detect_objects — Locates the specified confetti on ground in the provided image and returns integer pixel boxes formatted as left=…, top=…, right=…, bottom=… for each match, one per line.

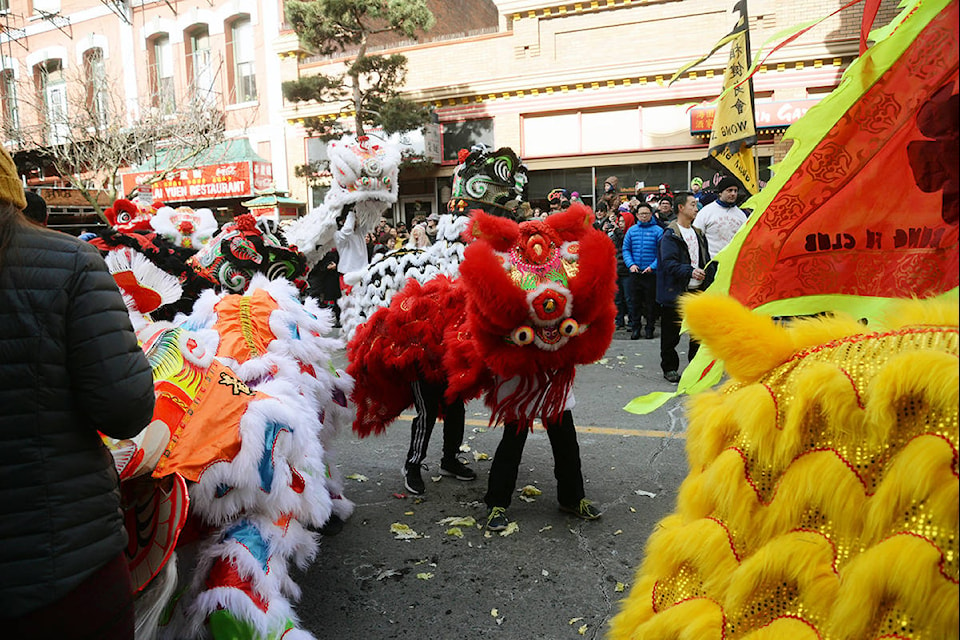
left=404, top=511, right=415, bottom=516
left=446, top=527, right=464, bottom=538
left=578, top=624, right=588, bottom=635
left=635, top=489, right=657, bottom=498
left=346, top=473, right=367, bottom=482
left=597, top=358, right=609, bottom=364
left=491, top=609, right=499, bottom=617
left=519, top=485, right=542, bottom=496
left=629, top=507, right=636, bottom=513
left=569, top=617, right=584, bottom=625
left=499, top=521, right=519, bottom=536
left=416, top=572, right=434, bottom=580
left=614, top=529, right=623, bottom=535
left=389, top=523, right=422, bottom=539
left=437, top=516, right=477, bottom=527
left=375, top=569, right=401, bottom=581
left=459, top=443, right=472, bottom=452
left=473, top=451, right=490, bottom=461
left=431, top=475, right=442, bottom=483
left=538, top=525, right=553, bottom=533
left=635, top=365, right=645, bottom=369
left=392, top=493, right=407, bottom=499
left=615, top=582, right=627, bottom=592
left=541, top=569, right=549, bottom=577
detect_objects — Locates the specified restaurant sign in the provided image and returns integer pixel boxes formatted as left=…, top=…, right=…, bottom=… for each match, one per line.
left=121, top=161, right=274, bottom=202
left=690, top=99, right=821, bottom=135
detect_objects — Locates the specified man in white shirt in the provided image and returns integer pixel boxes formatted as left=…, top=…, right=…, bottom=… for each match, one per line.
left=693, top=176, right=747, bottom=259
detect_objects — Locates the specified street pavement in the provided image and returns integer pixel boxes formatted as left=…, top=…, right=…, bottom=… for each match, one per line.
left=295, top=328, right=698, bottom=639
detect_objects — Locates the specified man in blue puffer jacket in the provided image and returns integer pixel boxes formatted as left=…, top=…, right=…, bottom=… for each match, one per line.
left=622, top=201, right=663, bottom=340
left=0, top=147, right=155, bottom=639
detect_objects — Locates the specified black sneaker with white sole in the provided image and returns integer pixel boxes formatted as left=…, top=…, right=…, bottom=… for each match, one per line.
left=403, top=463, right=426, bottom=495
left=439, top=457, right=476, bottom=481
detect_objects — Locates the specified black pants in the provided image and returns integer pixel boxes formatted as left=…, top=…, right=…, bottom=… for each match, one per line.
left=406, top=379, right=465, bottom=467
left=659, top=302, right=700, bottom=373
left=484, top=409, right=584, bottom=509
left=630, top=271, right=658, bottom=334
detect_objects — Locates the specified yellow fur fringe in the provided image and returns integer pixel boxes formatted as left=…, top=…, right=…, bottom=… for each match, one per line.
left=609, top=295, right=959, bottom=640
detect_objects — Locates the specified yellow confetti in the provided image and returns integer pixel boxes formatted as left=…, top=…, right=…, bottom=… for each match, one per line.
left=629, top=507, right=636, bottom=513
left=473, top=451, right=490, bottom=461
left=578, top=624, right=588, bottom=635
left=345, top=473, right=367, bottom=482
left=569, top=617, right=584, bottom=625
left=389, top=523, right=421, bottom=539
left=597, top=358, right=609, bottom=364
left=519, top=485, right=542, bottom=496
left=538, top=525, right=553, bottom=533
left=416, top=572, right=434, bottom=580
left=499, top=521, right=519, bottom=536
left=446, top=527, right=464, bottom=538
left=436, top=516, right=477, bottom=527
left=615, top=582, right=627, bottom=592
left=491, top=608, right=499, bottom=617
left=404, top=511, right=415, bottom=516
left=614, top=529, right=623, bottom=535
left=459, top=443, right=472, bottom=452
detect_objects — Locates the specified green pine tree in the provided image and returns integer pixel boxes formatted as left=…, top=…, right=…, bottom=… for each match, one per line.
left=283, top=0, right=435, bottom=141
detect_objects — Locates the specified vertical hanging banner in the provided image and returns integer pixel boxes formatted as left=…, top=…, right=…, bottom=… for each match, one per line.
left=708, top=1, right=759, bottom=195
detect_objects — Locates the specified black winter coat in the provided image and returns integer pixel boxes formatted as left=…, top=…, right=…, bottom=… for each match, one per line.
left=0, top=221, right=155, bottom=618
left=656, top=221, right=713, bottom=306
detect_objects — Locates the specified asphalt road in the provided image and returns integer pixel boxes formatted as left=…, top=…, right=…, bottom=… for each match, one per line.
left=295, top=328, right=697, bottom=639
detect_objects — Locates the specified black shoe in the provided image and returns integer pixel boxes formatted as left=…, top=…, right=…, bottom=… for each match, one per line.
left=486, top=506, right=510, bottom=531
left=630, top=329, right=641, bottom=340
left=403, top=463, right=426, bottom=495
left=439, top=457, right=476, bottom=481
left=663, top=370, right=680, bottom=383
left=559, top=498, right=602, bottom=520
left=644, top=329, right=654, bottom=339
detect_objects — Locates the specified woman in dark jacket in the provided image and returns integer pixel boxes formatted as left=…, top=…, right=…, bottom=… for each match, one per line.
left=0, top=147, right=156, bottom=639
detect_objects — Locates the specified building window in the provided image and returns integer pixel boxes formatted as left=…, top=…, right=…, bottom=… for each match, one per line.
left=521, top=107, right=641, bottom=158
left=186, top=25, right=215, bottom=105
left=84, top=48, right=108, bottom=130
left=1, top=0, right=10, bottom=13
left=36, top=59, right=68, bottom=145
left=150, top=35, right=175, bottom=115
left=1, top=69, right=19, bottom=140
left=32, top=0, right=60, bottom=14
left=229, top=17, right=257, bottom=104
left=441, top=118, right=495, bottom=163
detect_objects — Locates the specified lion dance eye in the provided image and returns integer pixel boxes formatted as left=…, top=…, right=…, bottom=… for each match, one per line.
left=559, top=318, right=580, bottom=337
left=511, top=326, right=535, bottom=345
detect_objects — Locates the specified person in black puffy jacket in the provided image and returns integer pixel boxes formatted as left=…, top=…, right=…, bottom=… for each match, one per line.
left=0, top=147, right=155, bottom=639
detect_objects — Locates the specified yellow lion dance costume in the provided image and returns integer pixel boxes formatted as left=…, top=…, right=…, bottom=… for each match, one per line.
left=609, top=293, right=958, bottom=640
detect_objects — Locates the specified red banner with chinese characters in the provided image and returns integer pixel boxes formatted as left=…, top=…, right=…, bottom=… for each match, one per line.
left=122, top=161, right=273, bottom=202
left=728, top=2, right=958, bottom=307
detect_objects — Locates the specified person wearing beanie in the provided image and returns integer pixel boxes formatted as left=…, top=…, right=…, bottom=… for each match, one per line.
left=693, top=175, right=747, bottom=259
left=23, top=191, right=48, bottom=227
left=690, top=177, right=705, bottom=207
left=0, top=145, right=155, bottom=638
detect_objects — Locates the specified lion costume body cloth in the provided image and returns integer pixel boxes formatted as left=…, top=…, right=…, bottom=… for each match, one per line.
left=347, top=203, right=616, bottom=435
left=609, top=294, right=959, bottom=640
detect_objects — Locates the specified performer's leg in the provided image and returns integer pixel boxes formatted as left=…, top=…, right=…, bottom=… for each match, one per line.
left=405, top=379, right=440, bottom=467
left=484, top=422, right=529, bottom=509
left=544, top=410, right=585, bottom=507
left=440, top=398, right=475, bottom=480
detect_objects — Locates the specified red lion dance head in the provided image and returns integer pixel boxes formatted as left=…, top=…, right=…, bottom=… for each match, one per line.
left=447, top=203, right=617, bottom=425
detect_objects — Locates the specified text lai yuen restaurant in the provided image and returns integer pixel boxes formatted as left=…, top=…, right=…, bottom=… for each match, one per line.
left=121, top=139, right=275, bottom=223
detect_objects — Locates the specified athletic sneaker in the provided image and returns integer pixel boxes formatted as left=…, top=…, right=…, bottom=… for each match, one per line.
left=486, top=506, right=509, bottom=531
left=403, top=463, right=426, bottom=495
left=439, top=457, right=476, bottom=481
left=560, top=498, right=602, bottom=520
